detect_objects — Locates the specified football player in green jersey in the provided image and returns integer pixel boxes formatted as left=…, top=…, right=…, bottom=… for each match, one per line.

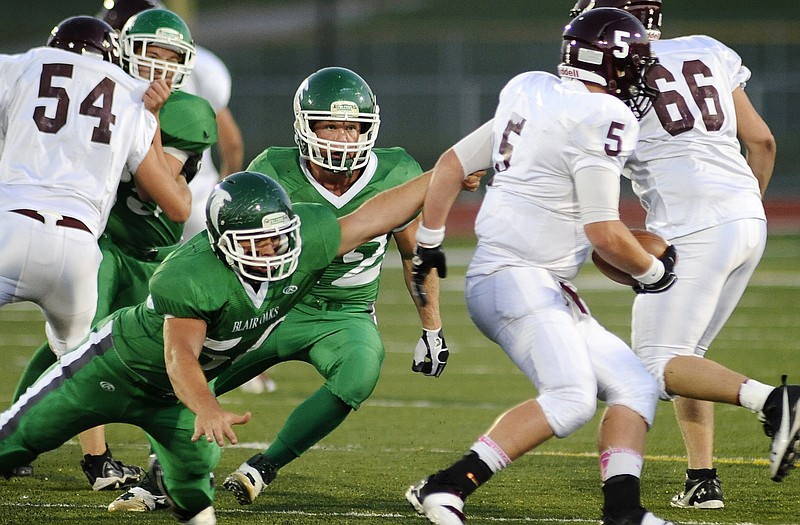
left=0, top=169, right=434, bottom=524
left=9, top=8, right=215, bottom=492
left=215, top=67, right=460, bottom=505
left=107, top=66, right=479, bottom=511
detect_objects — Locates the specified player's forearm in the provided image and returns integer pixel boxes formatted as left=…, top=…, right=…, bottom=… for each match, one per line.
left=337, top=171, right=432, bottom=255
left=165, top=344, right=221, bottom=416
left=745, top=140, right=776, bottom=197
left=402, top=257, right=442, bottom=328
left=422, top=149, right=466, bottom=231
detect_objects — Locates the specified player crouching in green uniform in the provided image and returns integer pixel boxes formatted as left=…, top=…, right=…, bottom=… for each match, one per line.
left=8, top=8, right=214, bottom=491
left=0, top=169, right=437, bottom=524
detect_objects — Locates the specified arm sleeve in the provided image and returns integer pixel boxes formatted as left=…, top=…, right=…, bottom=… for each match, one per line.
left=574, top=165, right=621, bottom=225
left=451, top=119, right=495, bottom=176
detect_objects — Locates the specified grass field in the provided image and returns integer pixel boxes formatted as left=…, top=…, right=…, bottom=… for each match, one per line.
left=1, top=234, right=799, bottom=525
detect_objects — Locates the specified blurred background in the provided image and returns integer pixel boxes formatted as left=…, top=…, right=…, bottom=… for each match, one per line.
left=3, top=0, right=799, bottom=210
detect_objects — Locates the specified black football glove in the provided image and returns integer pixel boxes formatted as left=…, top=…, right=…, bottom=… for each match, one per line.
left=411, top=244, right=447, bottom=307
left=412, top=329, right=449, bottom=377
left=633, top=244, right=678, bottom=294
left=180, top=152, right=203, bottom=184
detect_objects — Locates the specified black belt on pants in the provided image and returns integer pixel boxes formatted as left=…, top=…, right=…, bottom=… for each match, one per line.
left=11, top=208, right=91, bottom=234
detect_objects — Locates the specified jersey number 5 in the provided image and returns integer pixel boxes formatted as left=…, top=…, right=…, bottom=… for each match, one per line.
left=33, top=63, right=117, bottom=145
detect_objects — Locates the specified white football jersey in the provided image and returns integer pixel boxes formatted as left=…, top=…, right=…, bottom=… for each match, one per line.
left=0, top=47, right=156, bottom=236
left=468, top=72, right=639, bottom=281
left=625, top=35, right=765, bottom=239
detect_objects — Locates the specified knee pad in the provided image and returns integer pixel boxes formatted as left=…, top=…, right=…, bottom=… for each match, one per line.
left=538, top=386, right=597, bottom=437
left=604, top=370, right=659, bottom=426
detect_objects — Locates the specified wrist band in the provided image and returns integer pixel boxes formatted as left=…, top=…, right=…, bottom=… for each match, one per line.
left=416, top=224, right=445, bottom=247
left=631, top=254, right=665, bottom=285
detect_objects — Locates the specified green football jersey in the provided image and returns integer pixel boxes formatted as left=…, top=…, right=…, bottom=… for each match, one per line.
left=247, top=147, right=422, bottom=306
left=111, top=203, right=341, bottom=393
left=104, top=91, right=218, bottom=250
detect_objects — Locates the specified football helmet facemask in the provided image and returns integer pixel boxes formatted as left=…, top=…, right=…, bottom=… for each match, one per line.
left=559, top=8, right=658, bottom=120
left=206, top=171, right=302, bottom=283
left=119, top=8, right=195, bottom=90
left=47, top=16, right=120, bottom=65
left=294, top=67, right=380, bottom=173
left=99, top=0, right=165, bottom=31
left=569, top=0, right=662, bottom=40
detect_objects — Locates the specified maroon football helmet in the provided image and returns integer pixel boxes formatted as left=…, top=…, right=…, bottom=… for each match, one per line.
left=98, top=0, right=165, bottom=31
left=569, top=0, right=662, bottom=40
left=559, top=8, right=658, bottom=119
left=47, top=16, right=120, bottom=65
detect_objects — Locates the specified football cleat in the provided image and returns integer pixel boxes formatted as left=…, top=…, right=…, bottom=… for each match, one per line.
left=759, top=375, right=800, bottom=482
left=80, top=448, right=144, bottom=491
left=601, top=507, right=676, bottom=525
left=107, top=468, right=169, bottom=512
left=9, top=465, right=34, bottom=477
left=670, top=475, right=724, bottom=509
left=177, top=505, right=216, bottom=525
left=405, top=476, right=466, bottom=525
left=223, top=454, right=277, bottom=505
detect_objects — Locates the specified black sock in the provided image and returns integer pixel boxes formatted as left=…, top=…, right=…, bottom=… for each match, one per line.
left=687, top=467, right=716, bottom=480
left=602, top=474, right=642, bottom=519
left=84, top=445, right=111, bottom=463
left=438, top=451, right=493, bottom=498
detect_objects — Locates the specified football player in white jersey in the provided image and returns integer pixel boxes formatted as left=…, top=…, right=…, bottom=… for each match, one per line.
left=0, top=14, right=191, bottom=483
left=0, top=16, right=189, bottom=356
left=405, top=10, right=676, bottom=525
left=574, top=0, right=798, bottom=510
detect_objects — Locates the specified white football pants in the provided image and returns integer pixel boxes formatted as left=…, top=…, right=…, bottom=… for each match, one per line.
left=465, top=266, right=658, bottom=438
left=0, top=211, right=100, bottom=356
left=632, top=218, right=767, bottom=399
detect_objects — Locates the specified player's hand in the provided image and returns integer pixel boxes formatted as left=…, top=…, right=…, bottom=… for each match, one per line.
left=412, top=244, right=447, bottom=307
left=461, top=170, right=486, bottom=192
left=412, top=329, right=449, bottom=377
left=192, top=407, right=251, bottom=447
left=633, top=245, right=677, bottom=294
left=143, top=78, right=172, bottom=114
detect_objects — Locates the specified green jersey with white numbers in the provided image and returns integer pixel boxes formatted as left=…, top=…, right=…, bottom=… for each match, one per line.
left=104, top=90, right=217, bottom=249
left=247, top=147, right=422, bottom=308
left=110, top=203, right=341, bottom=394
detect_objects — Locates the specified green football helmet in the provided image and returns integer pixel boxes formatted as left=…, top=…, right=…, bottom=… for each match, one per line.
left=206, top=171, right=302, bottom=283
left=293, top=67, right=380, bottom=172
left=119, top=8, right=195, bottom=90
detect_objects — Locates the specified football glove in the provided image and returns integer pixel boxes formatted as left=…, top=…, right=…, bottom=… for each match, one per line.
left=412, top=329, right=449, bottom=377
left=411, top=244, right=447, bottom=307
left=180, top=152, right=203, bottom=183
left=633, top=244, right=678, bottom=294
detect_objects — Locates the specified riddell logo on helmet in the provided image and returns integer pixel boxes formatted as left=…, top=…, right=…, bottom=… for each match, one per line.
left=330, top=101, right=358, bottom=117
left=558, top=65, right=580, bottom=79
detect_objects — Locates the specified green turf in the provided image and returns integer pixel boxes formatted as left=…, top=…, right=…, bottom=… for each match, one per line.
left=1, top=234, right=799, bottom=524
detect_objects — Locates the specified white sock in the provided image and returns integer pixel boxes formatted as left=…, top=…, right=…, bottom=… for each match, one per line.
left=470, top=436, right=511, bottom=473
left=599, top=448, right=643, bottom=481
left=738, top=379, right=775, bottom=412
